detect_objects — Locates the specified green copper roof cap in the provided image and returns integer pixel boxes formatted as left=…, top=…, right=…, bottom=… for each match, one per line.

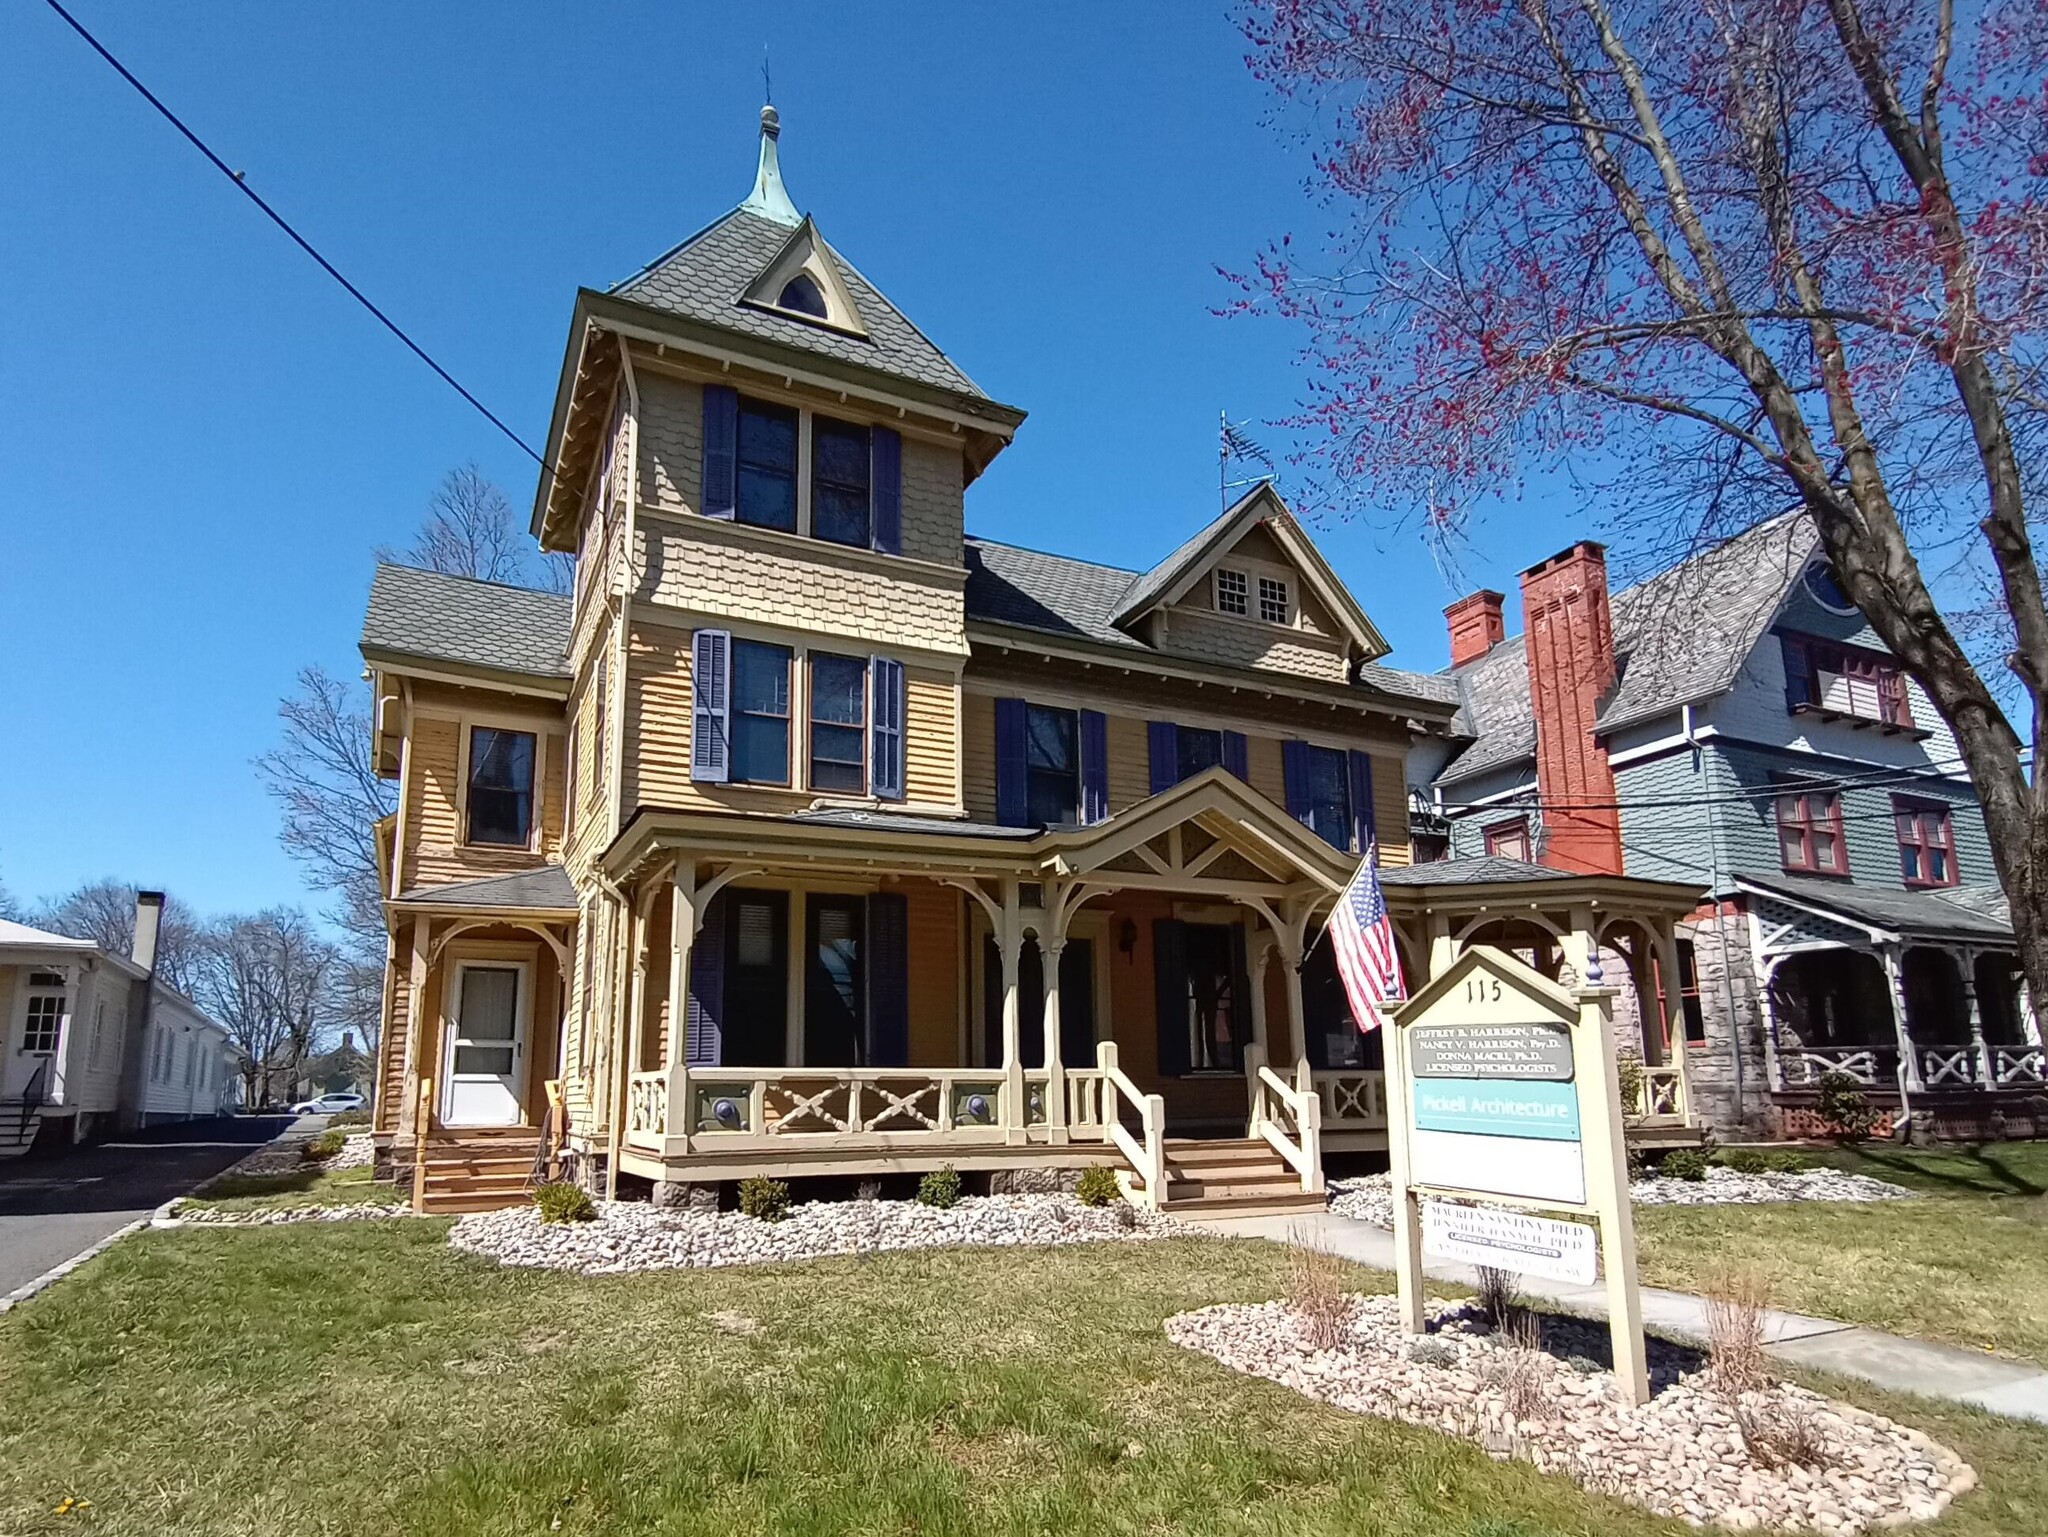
left=740, top=105, right=801, bottom=227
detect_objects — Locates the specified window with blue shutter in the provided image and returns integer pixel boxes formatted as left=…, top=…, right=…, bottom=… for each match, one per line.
left=1079, top=710, right=1109, bottom=824
left=701, top=385, right=738, bottom=519
left=994, top=697, right=1029, bottom=826
left=1221, top=731, right=1248, bottom=782
left=871, top=427, right=902, bottom=556
left=866, top=891, right=909, bottom=1066
left=685, top=893, right=726, bottom=1065
left=870, top=656, right=906, bottom=801
left=1285, top=740, right=1353, bottom=849
left=1148, top=722, right=1178, bottom=796
left=691, top=630, right=731, bottom=783
left=1348, top=750, right=1377, bottom=853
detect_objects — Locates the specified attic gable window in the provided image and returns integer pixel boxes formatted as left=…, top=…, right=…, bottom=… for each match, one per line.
left=1259, top=575, right=1291, bottom=626
left=778, top=273, right=828, bottom=318
left=1780, top=633, right=1916, bottom=732
left=1215, top=568, right=1249, bottom=616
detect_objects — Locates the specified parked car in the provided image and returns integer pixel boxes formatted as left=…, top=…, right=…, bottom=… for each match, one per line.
left=289, top=1092, right=366, bottom=1116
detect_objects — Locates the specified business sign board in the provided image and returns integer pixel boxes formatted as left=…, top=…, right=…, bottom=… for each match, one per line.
left=1383, top=945, right=1648, bottom=1404
left=1423, top=1198, right=1598, bottom=1285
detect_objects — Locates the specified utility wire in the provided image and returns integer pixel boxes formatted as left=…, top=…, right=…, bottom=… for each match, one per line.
left=1434, top=749, right=1983, bottom=815
left=41, top=0, right=543, bottom=467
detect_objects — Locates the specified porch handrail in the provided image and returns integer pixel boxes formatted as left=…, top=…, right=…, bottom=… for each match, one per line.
left=1773, top=1044, right=1898, bottom=1089
left=1245, top=1047, right=1322, bottom=1194
left=1063, top=1066, right=1107, bottom=1133
left=1096, top=1042, right=1166, bottom=1208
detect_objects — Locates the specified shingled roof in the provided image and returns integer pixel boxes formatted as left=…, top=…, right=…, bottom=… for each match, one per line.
left=964, top=536, right=1458, bottom=711
left=1736, top=870, right=2012, bottom=944
left=361, top=565, right=572, bottom=682
left=1436, top=514, right=1819, bottom=785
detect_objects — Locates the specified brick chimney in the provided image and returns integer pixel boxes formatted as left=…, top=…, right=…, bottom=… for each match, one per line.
left=1520, top=543, right=1624, bottom=876
left=1445, top=590, right=1506, bottom=668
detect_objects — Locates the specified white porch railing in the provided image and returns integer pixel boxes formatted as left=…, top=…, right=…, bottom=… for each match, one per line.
left=1774, top=1045, right=1899, bottom=1088
left=623, top=1065, right=1017, bottom=1153
left=1244, top=1046, right=1322, bottom=1193
left=1627, top=1064, right=1689, bottom=1126
left=1311, top=1068, right=1389, bottom=1131
left=1917, top=1045, right=1980, bottom=1087
left=1096, top=1041, right=1167, bottom=1208
left=1993, top=1047, right=2047, bottom=1086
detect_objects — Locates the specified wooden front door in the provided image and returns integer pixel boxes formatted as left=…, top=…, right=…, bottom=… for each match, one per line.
left=441, top=961, right=528, bottom=1127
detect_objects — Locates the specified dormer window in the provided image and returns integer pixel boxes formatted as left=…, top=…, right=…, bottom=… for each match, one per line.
left=1259, top=575, right=1291, bottom=626
left=777, top=273, right=828, bottom=318
left=1215, top=569, right=1249, bottom=616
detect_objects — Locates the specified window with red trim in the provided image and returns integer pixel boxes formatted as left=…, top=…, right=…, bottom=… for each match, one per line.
left=1779, top=633, right=1915, bottom=729
left=1894, top=797, right=1958, bottom=887
left=1484, top=817, right=1533, bottom=862
left=1775, top=780, right=1848, bottom=875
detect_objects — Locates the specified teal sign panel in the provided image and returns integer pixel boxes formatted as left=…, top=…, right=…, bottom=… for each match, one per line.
left=1412, top=1077, right=1581, bottom=1142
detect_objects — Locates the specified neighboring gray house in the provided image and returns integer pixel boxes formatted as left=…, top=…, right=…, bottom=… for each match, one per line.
left=1410, top=517, right=2036, bottom=1138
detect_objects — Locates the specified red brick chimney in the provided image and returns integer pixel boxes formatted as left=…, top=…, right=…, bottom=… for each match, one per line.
left=1445, top=590, right=1506, bottom=668
left=1520, top=543, right=1624, bottom=876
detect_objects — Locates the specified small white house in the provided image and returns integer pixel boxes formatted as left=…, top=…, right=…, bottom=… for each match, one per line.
left=0, top=893, right=240, bottom=1155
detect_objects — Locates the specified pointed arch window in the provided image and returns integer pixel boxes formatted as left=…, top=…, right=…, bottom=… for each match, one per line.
left=777, top=273, right=828, bottom=318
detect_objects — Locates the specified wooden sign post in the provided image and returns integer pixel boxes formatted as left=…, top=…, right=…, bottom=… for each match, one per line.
left=1385, top=944, right=1649, bottom=1405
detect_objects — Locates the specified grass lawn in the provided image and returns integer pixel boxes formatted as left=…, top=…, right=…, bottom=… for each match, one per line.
left=3, top=1224, right=2046, bottom=1535
left=179, top=1163, right=392, bottom=1213
left=1635, top=1142, right=2048, bottom=1365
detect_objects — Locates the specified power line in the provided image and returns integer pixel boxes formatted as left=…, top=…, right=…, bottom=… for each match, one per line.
left=41, top=0, right=543, bottom=467
left=1435, top=749, right=1982, bottom=815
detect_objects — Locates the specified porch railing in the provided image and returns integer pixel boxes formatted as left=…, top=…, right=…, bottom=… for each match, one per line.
left=1917, top=1045, right=1981, bottom=1088
left=1773, top=1045, right=1899, bottom=1089
left=1773, top=1043, right=2048, bottom=1092
left=1627, top=1064, right=1689, bottom=1127
left=1993, top=1047, right=2047, bottom=1086
left=1097, top=1041, right=1167, bottom=1208
left=624, top=1065, right=1017, bottom=1153
left=1245, top=1047, right=1322, bottom=1194
left=1310, top=1068, right=1389, bottom=1132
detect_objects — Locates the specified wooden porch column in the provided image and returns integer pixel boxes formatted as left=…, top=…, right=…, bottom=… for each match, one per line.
left=398, top=916, right=432, bottom=1140
left=1959, top=948, right=1995, bottom=1087
left=1281, top=944, right=1308, bottom=1078
left=1425, top=912, right=1456, bottom=979
left=1564, top=903, right=1599, bottom=988
left=1247, top=936, right=1272, bottom=1058
left=624, top=895, right=653, bottom=1084
left=663, top=865, right=697, bottom=1136
left=1653, top=921, right=1694, bottom=1123
left=998, top=881, right=1025, bottom=1144
left=1039, top=934, right=1068, bottom=1142
left=1882, top=943, right=1926, bottom=1095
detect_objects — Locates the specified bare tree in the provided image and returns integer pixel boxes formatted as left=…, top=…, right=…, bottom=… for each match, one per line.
left=378, top=463, right=569, bottom=595
left=256, top=667, right=394, bottom=954
left=1234, top=1, right=2048, bottom=1007
left=29, top=880, right=207, bottom=995
left=194, top=911, right=343, bottom=1107
left=0, top=876, right=21, bottom=923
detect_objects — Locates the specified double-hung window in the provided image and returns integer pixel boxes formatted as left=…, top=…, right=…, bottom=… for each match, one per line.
left=1026, top=706, right=1081, bottom=827
left=1215, top=568, right=1249, bottom=616
left=1484, top=818, right=1533, bottom=862
left=731, top=640, right=793, bottom=786
left=811, top=416, right=871, bottom=548
left=1300, top=745, right=1351, bottom=850
left=1895, top=797, right=1958, bottom=887
left=1258, top=575, right=1290, bottom=625
left=809, top=653, right=868, bottom=793
left=1176, top=727, right=1223, bottom=780
left=466, top=728, right=536, bottom=847
left=736, top=398, right=799, bottom=532
left=1776, top=779, right=1847, bottom=875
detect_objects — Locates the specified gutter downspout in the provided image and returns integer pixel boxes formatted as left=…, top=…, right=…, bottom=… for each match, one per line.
left=1688, top=704, right=1747, bottom=1127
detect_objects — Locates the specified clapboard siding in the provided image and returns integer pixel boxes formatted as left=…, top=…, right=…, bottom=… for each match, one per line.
left=904, top=671, right=959, bottom=807
left=400, top=704, right=569, bottom=890
left=906, top=879, right=960, bottom=1065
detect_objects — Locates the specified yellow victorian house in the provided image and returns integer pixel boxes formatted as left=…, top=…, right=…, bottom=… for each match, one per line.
left=361, top=109, right=1703, bottom=1216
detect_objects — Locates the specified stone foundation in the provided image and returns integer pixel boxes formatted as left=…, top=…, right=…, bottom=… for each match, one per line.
left=652, top=1179, right=721, bottom=1212
left=987, top=1166, right=1086, bottom=1196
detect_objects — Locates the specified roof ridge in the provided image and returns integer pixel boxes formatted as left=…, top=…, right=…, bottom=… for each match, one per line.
left=374, top=561, right=572, bottom=604
left=966, top=533, right=1141, bottom=578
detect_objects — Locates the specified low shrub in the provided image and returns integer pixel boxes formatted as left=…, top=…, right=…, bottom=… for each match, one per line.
left=1714, top=1148, right=1812, bottom=1176
left=1760, top=1150, right=1810, bottom=1174
left=917, top=1165, right=963, bottom=1209
left=532, top=1180, right=596, bottom=1224
left=1075, top=1166, right=1122, bottom=1207
left=1816, top=1070, right=1879, bottom=1142
left=299, top=1130, right=345, bottom=1164
left=327, top=1108, right=373, bottom=1128
left=1656, top=1148, right=1710, bottom=1182
left=738, top=1176, right=791, bottom=1222
left=1615, top=1054, right=1647, bottom=1118
left=1406, top=1336, right=1460, bottom=1368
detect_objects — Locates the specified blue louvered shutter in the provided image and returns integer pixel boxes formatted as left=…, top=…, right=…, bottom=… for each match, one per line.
left=870, top=656, right=906, bottom=801
left=1780, top=635, right=1815, bottom=710
left=685, top=893, right=725, bottom=1065
left=870, top=426, right=902, bottom=556
left=691, top=629, right=731, bottom=783
left=866, top=891, right=910, bottom=1066
left=1079, top=710, right=1109, bottom=824
left=1221, top=731, right=1249, bottom=782
left=701, top=385, right=738, bottom=520
left=1147, top=722, right=1178, bottom=795
left=995, top=697, right=1029, bottom=826
left=1281, top=740, right=1312, bottom=828
left=1348, top=750, right=1377, bottom=854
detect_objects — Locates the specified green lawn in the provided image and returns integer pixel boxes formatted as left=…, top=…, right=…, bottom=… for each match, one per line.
left=179, top=1163, right=392, bottom=1213
left=3, top=1224, right=2045, bottom=1535
left=1636, top=1143, right=2048, bottom=1365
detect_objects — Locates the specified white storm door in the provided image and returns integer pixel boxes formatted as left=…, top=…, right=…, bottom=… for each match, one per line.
left=441, top=962, right=527, bottom=1126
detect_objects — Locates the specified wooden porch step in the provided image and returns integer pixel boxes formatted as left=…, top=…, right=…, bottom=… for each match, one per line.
left=1160, top=1189, right=1329, bottom=1221
left=419, top=1188, right=531, bottom=1215
left=1147, top=1136, right=1326, bottom=1219
left=415, top=1130, right=544, bottom=1215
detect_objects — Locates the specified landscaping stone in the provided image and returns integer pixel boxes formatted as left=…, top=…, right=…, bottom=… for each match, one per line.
left=450, top=1193, right=1179, bottom=1275
left=1328, top=1166, right=1914, bottom=1229
left=1168, top=1294, right=1974, bottom=1532
left=173, top=1201, right=415, bottom=1226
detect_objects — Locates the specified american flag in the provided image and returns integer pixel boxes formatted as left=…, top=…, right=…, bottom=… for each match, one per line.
left=1323, top=843, right=1407, bottom=1033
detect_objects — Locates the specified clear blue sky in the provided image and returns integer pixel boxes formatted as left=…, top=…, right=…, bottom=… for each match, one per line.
left=0, top=2, right=1585, bottom=920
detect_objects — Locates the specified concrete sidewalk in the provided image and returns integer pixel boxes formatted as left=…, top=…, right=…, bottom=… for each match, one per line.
left=1213, top=1209, right=2048, bottom=1426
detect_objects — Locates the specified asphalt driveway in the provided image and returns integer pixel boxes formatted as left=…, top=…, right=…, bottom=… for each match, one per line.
left=0, top=1116, right=297, bottom=1298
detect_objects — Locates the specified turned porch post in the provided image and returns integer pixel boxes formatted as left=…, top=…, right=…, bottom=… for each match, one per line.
left=998, top=880, right=1025, bottom=1144
left=397, top=915, right=432, bottom=1140
left=1882, top=942, right=1926, bottom=1097
left=1653, top=921, right=1693, bottom=1122
left=1247, top=935, right=1272, bottom=1059
left=1959, top=948, right=1995, bottom=1087
left=1039, top=932, right=1068, bottom=1142
left=663, top=864, right=697, bottom=1137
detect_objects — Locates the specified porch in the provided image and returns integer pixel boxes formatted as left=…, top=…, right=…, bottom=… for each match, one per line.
left=1740, top=873, right=2041, bottom=1138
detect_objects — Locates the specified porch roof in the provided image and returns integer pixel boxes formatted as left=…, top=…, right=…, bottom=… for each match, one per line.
left=396, top=865, right=580, bottom=914
left=1735, top=871, right=2014, bottom=948
left=1378, top=854, right=1704, bottom=918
